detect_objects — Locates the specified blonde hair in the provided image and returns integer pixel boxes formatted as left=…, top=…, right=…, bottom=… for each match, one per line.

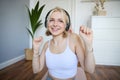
left=47, top=7, right=69, bottom=26
left=45, top=7, right=70, bottom=37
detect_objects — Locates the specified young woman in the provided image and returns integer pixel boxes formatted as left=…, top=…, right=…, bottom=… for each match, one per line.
left=32, top=7, right=95, bottom=80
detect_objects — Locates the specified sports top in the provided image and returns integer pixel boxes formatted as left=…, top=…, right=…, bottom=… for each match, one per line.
left=45, top=38, right=78, bottom=79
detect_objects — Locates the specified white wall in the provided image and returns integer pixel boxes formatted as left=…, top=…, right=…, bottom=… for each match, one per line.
left=0, top=0, right=29, bottom=69
left=75, top=1, right=120, bottom=33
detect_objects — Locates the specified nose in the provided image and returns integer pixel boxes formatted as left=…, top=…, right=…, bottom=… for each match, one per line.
left=53, top=21, right=58, bottom=27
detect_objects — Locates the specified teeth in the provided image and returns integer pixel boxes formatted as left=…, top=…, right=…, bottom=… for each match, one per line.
left=53, top=29, right=58, bottom=32
left=52, top=28, right=59, bottom=31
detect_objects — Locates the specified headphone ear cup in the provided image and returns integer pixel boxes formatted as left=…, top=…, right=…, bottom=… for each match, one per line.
left=65, top=23, right=69, bottom=31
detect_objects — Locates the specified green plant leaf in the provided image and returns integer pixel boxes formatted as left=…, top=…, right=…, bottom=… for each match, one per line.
left=31, top=9, right=36, bottom=30
left=26, top=6, right=33, bottom=30
left=38, top=4, right=45, bottom=19
left=26, top=28, right=33, bottom=39
left=33, top=20, right=43, bottom=34
left=26, top=1, right=45, bottom=42
left=34, top=2, right=39, bottom=23
left=34, top=1, right=39, bottom=11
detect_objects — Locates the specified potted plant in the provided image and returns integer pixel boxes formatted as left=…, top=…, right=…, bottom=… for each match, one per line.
left=25, top=1, right=45, bottom=60
left=93, top=0, right=106, bottom=16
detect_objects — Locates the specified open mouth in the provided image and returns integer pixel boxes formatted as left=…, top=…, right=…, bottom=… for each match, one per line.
left=51, top=27, right=60, bottom=32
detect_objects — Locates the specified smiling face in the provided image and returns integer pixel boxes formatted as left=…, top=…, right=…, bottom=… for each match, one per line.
left=47, top=11, right=66, bottom=37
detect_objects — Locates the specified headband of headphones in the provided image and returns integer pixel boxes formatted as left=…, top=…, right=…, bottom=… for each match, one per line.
left=44, top=8, right=71, bottom=31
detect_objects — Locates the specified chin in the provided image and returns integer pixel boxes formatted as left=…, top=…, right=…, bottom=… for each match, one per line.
left=51, top=33, right=59, bottom=36
left=51, top=32, right=63, bottom=36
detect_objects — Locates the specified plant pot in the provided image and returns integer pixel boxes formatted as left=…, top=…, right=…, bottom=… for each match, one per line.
left=24, top=48, right=33, bottom=60
left=98, top=10, right=107, bottom=16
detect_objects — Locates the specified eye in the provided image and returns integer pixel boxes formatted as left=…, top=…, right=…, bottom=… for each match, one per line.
left=49, top=19, right=54, bottom=22
left=59, top=19, right=64, bottom=23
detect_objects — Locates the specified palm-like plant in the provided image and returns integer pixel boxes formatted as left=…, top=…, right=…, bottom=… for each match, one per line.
left=26, top=1, right=45, bottom=40
left=25, top=1, right=45, bottom=60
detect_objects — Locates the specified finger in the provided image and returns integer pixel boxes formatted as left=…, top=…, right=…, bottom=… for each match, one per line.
left=86, top=27, right=91, bottom=34
left=88, top=28, right=93, bottom=35
left=84, top=27, right=88, bottom=34
left=81, top=26, right=87, bottom=34
left=80, top=26, right=84, bottom=33
left=39, top=36, right=43, bottom=41
left=79, top=26, right=82, bottom=33
left=34, top=38, right=40, bottom=42
left=80, top=25, right=90, bottom=34
left=80, top=25, right=84, bottom=30
left=86, top=28, right=89, bottom=34
left=79, top=28, right=86, bottom=37
left=36, top=36, right=43, bottom=43
left=34, top=36, right=43, bottom=42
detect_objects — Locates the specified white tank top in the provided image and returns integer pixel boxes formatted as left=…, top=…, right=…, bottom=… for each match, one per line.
left=45, top=38, right=78, bottom=79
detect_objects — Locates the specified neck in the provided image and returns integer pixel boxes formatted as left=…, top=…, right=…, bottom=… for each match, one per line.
left=52, top=35, right=65, bottom=46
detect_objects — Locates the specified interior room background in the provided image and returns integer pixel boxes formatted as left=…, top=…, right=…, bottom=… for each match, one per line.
left=0, top=0, right=120, bottom=69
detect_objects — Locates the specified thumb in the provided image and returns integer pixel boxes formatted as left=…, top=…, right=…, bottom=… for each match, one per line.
left=33, top=36, right=43, bottom=43
left=39, top=36, right=43, bottom=42
left=79, top=30, right=86, bottom=39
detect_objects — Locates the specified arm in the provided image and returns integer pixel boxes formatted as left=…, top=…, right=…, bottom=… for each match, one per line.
left=32, top=37, right=48, bottom=73
left=74, top=26, right=95, bottom=74
left=73, top=34, right=85, bottom=70
left=80, top=36, right=95, bottom=74
left=79, top=26, right=95, bottom=73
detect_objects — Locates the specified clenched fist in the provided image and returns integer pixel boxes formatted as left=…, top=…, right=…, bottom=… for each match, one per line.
left=33, top=36, right=43, bottom=53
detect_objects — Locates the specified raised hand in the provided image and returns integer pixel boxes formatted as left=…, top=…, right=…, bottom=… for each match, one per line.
left=79, top=26, right=93, bottom=51
left=33, top=36, right=43, bottom=53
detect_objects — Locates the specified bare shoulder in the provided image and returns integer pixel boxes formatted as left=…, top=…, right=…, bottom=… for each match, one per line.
left=69, top=33, right=84, bottom=48
left=69, top=33, right=81, bottom=42
left=43, top=41, right=49, bottom=49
